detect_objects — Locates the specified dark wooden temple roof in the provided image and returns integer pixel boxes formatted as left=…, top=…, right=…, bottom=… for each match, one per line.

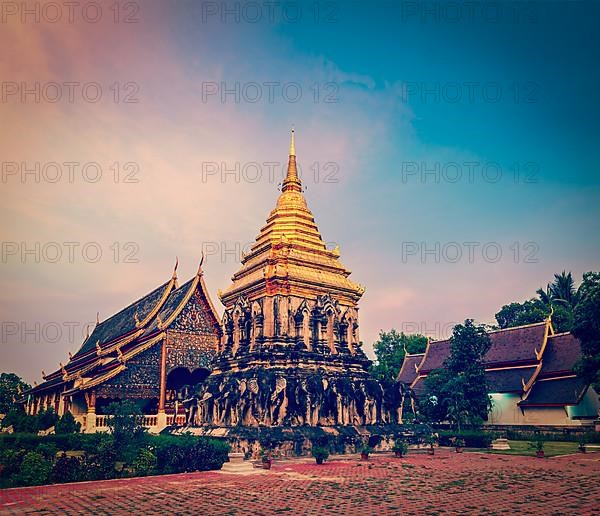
left=25, top=263, right=220, bottom=398
left=484, top=366, right=539, bottom=393
left=539, top=333, right=581, bottom=377
left=73, top=279, right=175, bottom=358
left=518, top=376, right=588, bottom=406
left=397, top=354, right=424, bottom=384
left=403, top=319, right=590, bottom=408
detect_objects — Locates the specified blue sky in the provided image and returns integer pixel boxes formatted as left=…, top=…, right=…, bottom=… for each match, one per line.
left=1, top=1, right=599, bottom=381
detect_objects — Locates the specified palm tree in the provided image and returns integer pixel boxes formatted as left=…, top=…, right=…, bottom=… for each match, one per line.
left=550, top=271, right=578, bottom=308
left=537, top=271, right=579, bottom=310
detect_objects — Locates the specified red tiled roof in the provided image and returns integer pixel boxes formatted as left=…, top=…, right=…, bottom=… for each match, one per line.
left=416, top=322, right=548, bottom=376
left=397, top=354, right=424, bottom=384
left=417, top=340, right=451, bottom=373
left=484, top=322, right=548, bottom=366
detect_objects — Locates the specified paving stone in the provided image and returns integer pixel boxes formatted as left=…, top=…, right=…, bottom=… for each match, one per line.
left=1, top=450, right=598, bottom=515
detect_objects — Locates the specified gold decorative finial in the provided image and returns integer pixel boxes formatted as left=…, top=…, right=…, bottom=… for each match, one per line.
left=173, top=256, right=179, bottom=279
left=96, top=312, right=100, bottom=325
left=281, top=128, right=302, bottom=194
left=197, top=252, right=205, bottom=275
left=68, top=351, right=72, bottom=359
left=289, top=128, right=295, bottom=156
left=42, top=370, right=46, bottom=379
left=96, top=340, right=101, bottom=355
left=117, top=346, right=124, bottom=362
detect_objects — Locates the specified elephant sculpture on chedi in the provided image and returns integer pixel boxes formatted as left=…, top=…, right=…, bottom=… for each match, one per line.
left=191, top=371, right=398, bottom=427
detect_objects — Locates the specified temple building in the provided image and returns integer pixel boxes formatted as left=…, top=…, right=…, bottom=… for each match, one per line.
left=22, top=262, right=222, bottom=433
left=191, top=130, right=388, bottom=427
left=398, top=318, right=599, bottom=427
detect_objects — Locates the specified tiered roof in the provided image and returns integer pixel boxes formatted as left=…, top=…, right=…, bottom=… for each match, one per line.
left=26, top=262, right=220, bottom=398
left=402, top=319, right=586, bottom=406
left=219, top=130, right=364, bottom=308
left=397, top=353, right=424, bottom=385
left=518, top=332, right=588, bottom=407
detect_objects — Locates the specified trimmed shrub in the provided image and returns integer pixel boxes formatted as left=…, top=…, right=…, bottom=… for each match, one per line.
left=15, top=452, right=51, bottom=486
left=132, top=447, right=157, bottom=477
left=51, top=454, right=83, bottom=484
left=154, top=435, right=229, bottom=474
left=82, top=439, right=118, bottom=481
left=438, top=430, right=495, bottom=448
left=35, top=442, right=58, bottom=460
left=0, top=448, right=27, bottom=480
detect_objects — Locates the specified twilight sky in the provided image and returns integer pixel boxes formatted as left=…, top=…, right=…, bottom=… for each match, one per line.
left=1, top=1, right=599, bottom=383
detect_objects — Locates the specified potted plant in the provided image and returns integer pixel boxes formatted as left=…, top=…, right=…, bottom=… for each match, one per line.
left=261, top=449, right=272, bottom=469
left=360, top=444, right=373, bottom=460
left=425, top=435, right=437, bottom=455
left=392, top=439, right=408, bottom=458
left=311, top=446, right=329, bottom=465
left=529, top=440, right=545, bottom=458
left=454, top=437, right=465, bottom=453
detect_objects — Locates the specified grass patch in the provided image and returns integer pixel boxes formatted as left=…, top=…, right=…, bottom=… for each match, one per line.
left=469, top=440, right=579, bottom=457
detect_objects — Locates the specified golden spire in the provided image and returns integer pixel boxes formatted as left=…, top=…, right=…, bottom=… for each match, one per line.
left=281, top=128, right=302, bottom=194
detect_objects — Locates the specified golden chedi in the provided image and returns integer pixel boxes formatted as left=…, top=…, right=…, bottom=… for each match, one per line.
left=193, top=131, right=386, bottom=427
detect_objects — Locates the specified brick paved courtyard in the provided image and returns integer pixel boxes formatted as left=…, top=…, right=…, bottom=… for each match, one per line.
left=1, top=450, right=598, bottom=515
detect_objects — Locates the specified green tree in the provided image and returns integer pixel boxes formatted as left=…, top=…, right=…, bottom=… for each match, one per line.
left=1, top=406, right=38, bottom=432
left=0, top=373, right=30, bottom=414
left=36, top=408, right=58, bottom=430
left=496, top=270, right=583, bottom=334
left=548, top=270, right=579, bottom=307
left=422, top=320, right=491, bottom=428
left=369, top=330, right=428, bottom=384
left=105, top=400, right=146, bottom=460
left=495, top=300, right=547, bottom=329
left=573, top=272, right=600, bottom=391
left=55, top=411, right=81, bottom=434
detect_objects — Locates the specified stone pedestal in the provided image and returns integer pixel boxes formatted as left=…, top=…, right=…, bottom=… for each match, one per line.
left=220, top=452, right=256, bottom=474
left=491, top=438, right=511, bottom=450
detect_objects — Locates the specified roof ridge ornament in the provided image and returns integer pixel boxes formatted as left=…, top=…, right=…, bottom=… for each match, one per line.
left=172, top=256, right=179, bottom=280
left=96, top=312, right=100, bottom=325
left=197, top=251, right=205, bottom=276
left=95, top=340, right=101, bottom=355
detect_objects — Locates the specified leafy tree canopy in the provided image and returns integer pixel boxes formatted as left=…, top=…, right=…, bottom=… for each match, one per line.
left=369, top=330, right=427, bottom=385
left=422, top=320, right=491, bottom=430
left=495, top=271, right=583, bottom=333
left=572, top=272, right=600, bottom=391
left=0, top=373, right=31, bottom=414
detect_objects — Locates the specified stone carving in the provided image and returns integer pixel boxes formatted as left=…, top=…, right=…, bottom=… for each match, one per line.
left=191, top=368, right=400, bottom=427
